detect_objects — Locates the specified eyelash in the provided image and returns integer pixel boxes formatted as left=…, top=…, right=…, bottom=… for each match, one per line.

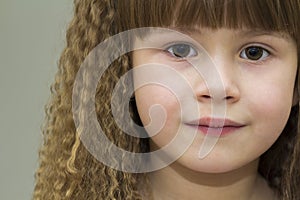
left=164, top=43, right=198, bottom=59
left=239, top=45, right=271, bottom=63
left=164, top=42, right=272, bottom=64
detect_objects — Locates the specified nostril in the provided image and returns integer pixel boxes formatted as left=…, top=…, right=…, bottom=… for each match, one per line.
left=196, top=94, right=213, bottom=103
left=202, top=95, right=211, bottom=99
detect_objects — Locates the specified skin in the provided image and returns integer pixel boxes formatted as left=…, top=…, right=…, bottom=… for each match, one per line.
left=132, top=28, right=298, bottom=200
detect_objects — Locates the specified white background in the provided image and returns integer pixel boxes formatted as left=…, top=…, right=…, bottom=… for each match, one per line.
left=0, top=0, right=72, bottom=199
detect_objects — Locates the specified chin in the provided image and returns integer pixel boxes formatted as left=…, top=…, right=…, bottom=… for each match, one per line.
left=176, top=148, right=253, bottom=174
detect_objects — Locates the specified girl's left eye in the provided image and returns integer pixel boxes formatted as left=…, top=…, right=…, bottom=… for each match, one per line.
left=240, top=46, right=270, bottom=61
left=166, top=43, right=198, bottom=59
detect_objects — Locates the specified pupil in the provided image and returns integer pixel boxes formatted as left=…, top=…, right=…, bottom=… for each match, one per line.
left=246, top=47, right=263, bottom=60
left=173, top=44, right=190, bottom=57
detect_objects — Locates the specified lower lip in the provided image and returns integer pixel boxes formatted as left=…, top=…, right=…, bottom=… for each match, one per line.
left=197, top=125, right=243, bottom=136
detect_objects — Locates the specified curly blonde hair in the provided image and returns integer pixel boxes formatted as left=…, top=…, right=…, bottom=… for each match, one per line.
left=33, top=0, right=300, bottom=199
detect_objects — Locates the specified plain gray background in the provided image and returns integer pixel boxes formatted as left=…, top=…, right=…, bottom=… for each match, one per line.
left=0, top=0, right=73, bottom=199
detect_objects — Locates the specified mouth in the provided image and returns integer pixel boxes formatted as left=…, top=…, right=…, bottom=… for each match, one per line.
left=185, top=117, right=245, bottom=136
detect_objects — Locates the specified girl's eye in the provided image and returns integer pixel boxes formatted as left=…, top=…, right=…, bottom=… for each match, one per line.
left=166, top=43, right=197, bottom=59
left=240, top=46, right=270, bottom=61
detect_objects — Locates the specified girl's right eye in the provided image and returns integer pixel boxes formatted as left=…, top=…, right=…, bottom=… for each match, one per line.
left=165, top=43, right=198, bottom=59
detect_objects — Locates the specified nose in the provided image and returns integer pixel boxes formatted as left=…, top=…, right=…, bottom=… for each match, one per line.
left=193, top=65, right=241, bottom=104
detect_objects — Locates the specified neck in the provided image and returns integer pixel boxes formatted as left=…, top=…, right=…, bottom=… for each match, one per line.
left=148, top=159, right=275, bottom=200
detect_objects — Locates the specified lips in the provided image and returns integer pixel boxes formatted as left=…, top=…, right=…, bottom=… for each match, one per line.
left=186, top=117, right=245, bottom=136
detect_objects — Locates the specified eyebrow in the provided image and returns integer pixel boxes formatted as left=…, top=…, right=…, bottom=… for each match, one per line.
left=235, top=29, right=291, bottom=40
left=171, top=26, right=293, bottom=41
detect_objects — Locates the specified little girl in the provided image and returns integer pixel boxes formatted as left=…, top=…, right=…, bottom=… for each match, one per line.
left=33, top=0, right=300, bottom=199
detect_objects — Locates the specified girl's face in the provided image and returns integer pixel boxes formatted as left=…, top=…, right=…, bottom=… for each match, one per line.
left=132, top=28, right=297, bottom=173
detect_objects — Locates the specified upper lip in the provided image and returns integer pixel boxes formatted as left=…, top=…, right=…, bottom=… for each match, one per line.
left=186, top=117, right=245, bottom=128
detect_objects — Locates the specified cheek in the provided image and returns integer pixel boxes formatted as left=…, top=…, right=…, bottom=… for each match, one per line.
left=135, top=85, right=181, bottom=145
left=247, top=79, right=294, bottom=140
left=254, top=89, right=292, bottom=117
